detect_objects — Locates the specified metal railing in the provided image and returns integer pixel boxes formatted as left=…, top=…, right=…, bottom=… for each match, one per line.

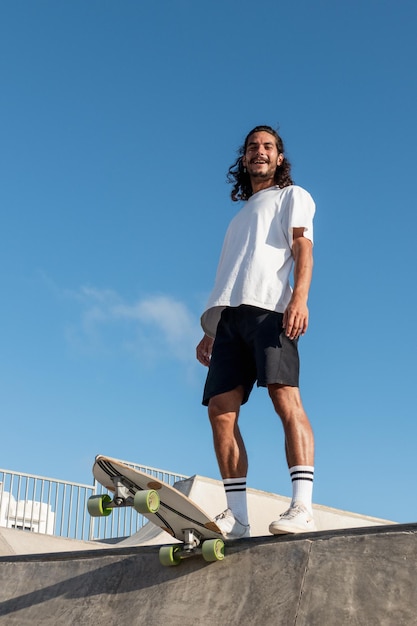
left=0, top=460, right=188, bottom=542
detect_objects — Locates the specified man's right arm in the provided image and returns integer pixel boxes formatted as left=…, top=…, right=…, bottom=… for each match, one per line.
left=283, top=229, right=313, bottom=340
left=196, top=334, right=214, bottom=366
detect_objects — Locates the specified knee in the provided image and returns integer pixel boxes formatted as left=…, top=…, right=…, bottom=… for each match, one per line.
left=208, top=399, right=238, bottom=434
left=268, top=384, right=286, bottom=415
left=208, top=402, right=232, bottom=426
left=268, top=384, right=303, bottom=423
left=208, top=395, right=222, bottom=420
left=207, top=388, right=243, bottom=424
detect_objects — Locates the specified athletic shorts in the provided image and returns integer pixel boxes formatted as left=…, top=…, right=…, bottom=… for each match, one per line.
left=202, top=305, right=300, bottom=406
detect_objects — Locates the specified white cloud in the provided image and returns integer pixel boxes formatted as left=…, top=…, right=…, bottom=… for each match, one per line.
left=65, top=287, right=201, bottom=364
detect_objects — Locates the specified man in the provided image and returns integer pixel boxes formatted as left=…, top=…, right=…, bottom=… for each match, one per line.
left=196, top=125, right=316, bottom=539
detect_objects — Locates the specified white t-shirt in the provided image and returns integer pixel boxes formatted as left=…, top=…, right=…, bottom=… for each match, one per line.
left=201, top=185, right=315, bottom=338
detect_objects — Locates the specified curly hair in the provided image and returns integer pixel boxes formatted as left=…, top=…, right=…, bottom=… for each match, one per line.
left=227, top=125, right=294, bottom=202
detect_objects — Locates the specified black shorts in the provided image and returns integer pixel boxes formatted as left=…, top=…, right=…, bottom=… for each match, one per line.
left=202, top=305, right=300, bottom=406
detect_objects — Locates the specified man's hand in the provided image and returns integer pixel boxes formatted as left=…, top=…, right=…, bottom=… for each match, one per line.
left=196, top=334, right=214, bottom=366
left=283, top=295, right=309, bottom=340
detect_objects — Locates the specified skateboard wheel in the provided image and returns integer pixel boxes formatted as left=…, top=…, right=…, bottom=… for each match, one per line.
left=202, top=538, right=225, bottom=562
left=133, top=489, right=160, bottom=514
left=87, top=494, right=112, bottom=517
left=159, top=545, right=181, bottom=567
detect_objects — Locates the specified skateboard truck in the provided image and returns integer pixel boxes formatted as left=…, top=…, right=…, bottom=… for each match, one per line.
left=111, top=476, right=133, bottom=506
left=182, top=528, right=203, bottom=552
left=87, top=475, right=160, bottom=517
left=158, top=528, right=225, bottom=566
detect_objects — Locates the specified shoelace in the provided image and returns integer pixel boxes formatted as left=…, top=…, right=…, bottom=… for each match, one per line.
left=281, top=505, right=304, bottom=519
left=215, top=510, right=229, bottom=521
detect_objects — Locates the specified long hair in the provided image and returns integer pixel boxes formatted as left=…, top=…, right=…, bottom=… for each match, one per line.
left=227, top=125, right=294, bottom=202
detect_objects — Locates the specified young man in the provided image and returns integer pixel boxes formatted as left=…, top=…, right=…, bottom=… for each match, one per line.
left=196, top=125, right=316, bottom=538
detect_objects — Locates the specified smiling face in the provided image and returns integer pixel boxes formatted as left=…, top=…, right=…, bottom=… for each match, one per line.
left=242, top=130, right=284, bottom=186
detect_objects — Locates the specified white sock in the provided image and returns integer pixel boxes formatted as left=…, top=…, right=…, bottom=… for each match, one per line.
left=223, top=477, right=249, bottom=526
left=290, top=465, right=314, bottom=512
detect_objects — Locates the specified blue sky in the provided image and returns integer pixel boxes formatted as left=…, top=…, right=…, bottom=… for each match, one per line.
left=1, top=0, right=416, bottom=524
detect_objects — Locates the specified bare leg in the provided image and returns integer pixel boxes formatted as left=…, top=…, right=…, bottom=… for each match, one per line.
left=208, top=386, right=248, bottom=478
left=268, top=384, right=314, bottom=467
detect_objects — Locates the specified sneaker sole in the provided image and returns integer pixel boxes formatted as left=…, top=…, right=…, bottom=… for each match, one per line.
left=223, top=530, right=251, bottom=541
left=269, top=523, right=316, bottom=535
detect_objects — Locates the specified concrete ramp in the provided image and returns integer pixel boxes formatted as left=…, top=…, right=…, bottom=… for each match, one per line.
left=0, top=523, right=416, bottom=625
left=0, top=526, right=111, bottom=556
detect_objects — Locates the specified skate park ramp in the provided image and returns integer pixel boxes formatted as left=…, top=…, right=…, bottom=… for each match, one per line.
left=0, top=523, right=416, bottom=625
left=0, top=526, right=111, bottom=557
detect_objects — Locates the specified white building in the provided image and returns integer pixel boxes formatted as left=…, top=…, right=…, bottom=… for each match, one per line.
left=0, top=482, right=55, bottom=534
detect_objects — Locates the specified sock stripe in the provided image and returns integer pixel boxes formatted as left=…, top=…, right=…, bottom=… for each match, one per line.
left=222, top=478, right=249, bottom=526
left=290, top=469, right=314, bottom=484
left=290, top=471, right=314, bottom=476
left=224, top=482, right=246, bottom=490
left=289, top=466, right=314, bottom=511
left=223, top=478, right=246, bottom=491
left=223, top=478, right=247, bottom=494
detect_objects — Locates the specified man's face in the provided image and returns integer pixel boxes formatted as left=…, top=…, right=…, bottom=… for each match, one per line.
left=242, top=131, right=283, bottom=181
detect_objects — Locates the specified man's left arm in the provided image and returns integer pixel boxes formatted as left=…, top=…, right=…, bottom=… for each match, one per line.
left=283, top=228, right=314, bottom=340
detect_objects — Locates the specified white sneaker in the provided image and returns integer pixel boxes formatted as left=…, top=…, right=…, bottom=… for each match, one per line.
left=269, top=502, right=316, bottom=535
left=214, top=508, right=250, bottom=540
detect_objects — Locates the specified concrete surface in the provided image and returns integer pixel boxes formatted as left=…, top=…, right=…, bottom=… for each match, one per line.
left=0, top=523, right=416, bottom=625
left=0, top=526, right=111, bottom=556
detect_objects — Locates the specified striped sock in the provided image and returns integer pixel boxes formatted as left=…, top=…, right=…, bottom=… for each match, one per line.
left=290, top=465, right=314, bottom=512
left=223, top=477, right=248, bottom=526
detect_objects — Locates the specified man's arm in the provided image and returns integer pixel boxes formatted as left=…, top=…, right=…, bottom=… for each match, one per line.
left=283, top=227, right=314, bottom=340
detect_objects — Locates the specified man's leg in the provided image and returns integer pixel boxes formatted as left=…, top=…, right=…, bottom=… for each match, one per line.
left=208, top=386, right=247, bottom=478
left=268, top=384, right=314, bottom=467
left=268, top=383, right=316, bottom=534
left=207, top=386, right=250, bottom=538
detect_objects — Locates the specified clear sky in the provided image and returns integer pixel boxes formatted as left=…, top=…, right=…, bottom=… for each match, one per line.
left=1, top=0, right=416, bottom=524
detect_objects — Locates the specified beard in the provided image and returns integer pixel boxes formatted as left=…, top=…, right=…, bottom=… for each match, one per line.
left=250, top=170, right=274, bottom=179
left=248, top=164, right=276, bottom=180
left=247, top=159, right=277, bottom=180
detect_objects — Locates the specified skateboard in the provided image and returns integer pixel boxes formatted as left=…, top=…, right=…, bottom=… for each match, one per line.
left=89, top=455, right=225, bottom=566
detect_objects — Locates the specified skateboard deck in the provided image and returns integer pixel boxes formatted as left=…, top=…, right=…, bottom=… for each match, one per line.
left=89, top=455, right=225, bottom=565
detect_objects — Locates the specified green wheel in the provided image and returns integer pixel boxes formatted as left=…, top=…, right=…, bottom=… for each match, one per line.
left=202, top=538, right=225, bottom=562
left=159, top=545, right=182, bottom=567
left=133, top=489, right=160, bottom=514
left=87, top=494, right=112, bottom=517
